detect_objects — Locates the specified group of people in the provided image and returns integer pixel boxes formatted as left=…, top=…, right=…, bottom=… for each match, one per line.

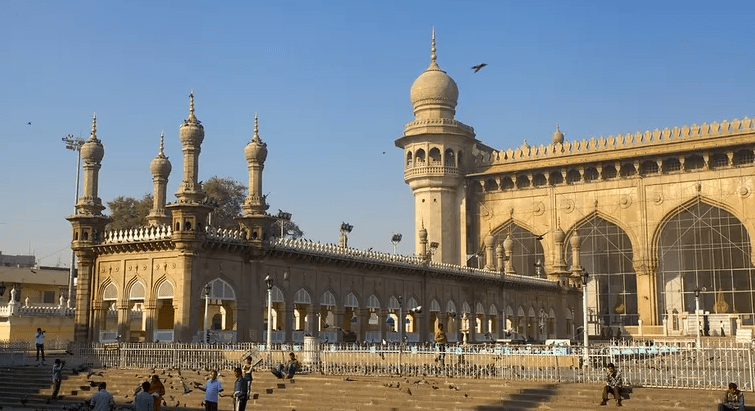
left=599, top=363, right=745, bottom=410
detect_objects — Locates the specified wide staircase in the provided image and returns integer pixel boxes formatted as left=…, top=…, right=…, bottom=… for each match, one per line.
left=0, top=354, right=746, bottom=410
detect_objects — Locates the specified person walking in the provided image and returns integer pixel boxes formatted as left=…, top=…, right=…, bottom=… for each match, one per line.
left=90, top=382, right=115, bottom=411
left=135, top=381, right=155, bottom=411
left=50, top=359, right=65, bottom=400
left=233, top=367, right=249, bottom=411
left=35, top=328, right=46, bottom=364
left=204, top=370, right=223, bottom=411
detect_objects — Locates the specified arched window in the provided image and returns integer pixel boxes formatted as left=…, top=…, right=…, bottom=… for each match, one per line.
left=494, top=223, right=545, bottom=277
left=428, top=147, right=441, bottom=164
left=444, top=148, right=456, bottom=167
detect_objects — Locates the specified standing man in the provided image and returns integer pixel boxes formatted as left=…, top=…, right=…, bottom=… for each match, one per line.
left=204, top=370, right=223, bottom=411
left=134, top=381, right=154, bottom=411
left=241, top=356, right=254, bottom=398
left=434, top=323, right=447, bottom=366
left=35, top=328, right=45, bottom=365
left=600, top=363, right=623, bottom=406
left=50, top=359, right=65, bottom=400
left=233, top=367, right=249, bottom=411
left=90, top=382, right=115, bottom=411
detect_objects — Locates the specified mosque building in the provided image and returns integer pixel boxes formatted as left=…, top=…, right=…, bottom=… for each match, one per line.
left=62, top=32, right=755, bottom=345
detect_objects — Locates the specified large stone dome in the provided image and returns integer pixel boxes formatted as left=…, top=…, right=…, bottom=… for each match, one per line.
left=409, top=31, right=458, bottom=119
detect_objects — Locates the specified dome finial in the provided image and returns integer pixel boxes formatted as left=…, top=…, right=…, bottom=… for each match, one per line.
left=89, top=112, right=97, bottom=141
left=253, top=112, right=260, bottom=142
left=158, top=131, right=166, bottom=158
left=187, top=90, right=198, bottom=122
left=431, top=27, right=437, bottom=63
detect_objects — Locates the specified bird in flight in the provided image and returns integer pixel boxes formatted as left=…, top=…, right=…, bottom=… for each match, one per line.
left=472, top=63, right=487, bottom=73
left=27, top=121, right=32, bottom=125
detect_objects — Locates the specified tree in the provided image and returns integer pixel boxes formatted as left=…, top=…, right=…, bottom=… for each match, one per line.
left=106, top=194, right=153, bottom=230
left=203, top=176, right=246, bottom=229
left=270, top=219, right=304, bottom=240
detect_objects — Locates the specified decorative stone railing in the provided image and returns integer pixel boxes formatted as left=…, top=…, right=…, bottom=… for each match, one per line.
left=404, top=118, right=475, bottom=134
left=204, top=226, right=248, bottom=243
left=404, top=165, right=460, bottom=178
left=102, top=225, right=172, bottom=244
left=479, top=116, right=755, bottom=166
left=0, top=303, right=74, bottom=317
left=270, top=238, right=556, bottom=288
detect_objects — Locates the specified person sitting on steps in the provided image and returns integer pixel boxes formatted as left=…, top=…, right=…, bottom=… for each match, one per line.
left=271, top=352, right=301, bottom=379
left=719, top=382, right=745, bottom=411
left=600, top=363, right=623, bottom=406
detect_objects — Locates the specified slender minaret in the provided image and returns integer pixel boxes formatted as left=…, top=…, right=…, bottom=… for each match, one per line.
left=237, top=113, right=275, bottom=242
left=175, top=91, right=205, bottom=203
left=395, top=29, right=477, bottom=265
left=67, top=113, right=111, bottom=343
left=168, top=92, right=214, bottom=243
left=146, top=132, right=172, bottom=226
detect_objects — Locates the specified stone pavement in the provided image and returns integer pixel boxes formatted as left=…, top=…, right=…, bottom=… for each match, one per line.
left=0, top=353, right=748, bottom=410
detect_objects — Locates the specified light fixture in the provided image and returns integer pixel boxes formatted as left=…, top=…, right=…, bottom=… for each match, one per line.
left=391, top=233, right=402, bottom=254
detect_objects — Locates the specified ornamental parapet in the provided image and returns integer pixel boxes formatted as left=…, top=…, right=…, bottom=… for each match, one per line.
left=404, top=165, right=460, bottom=179
left=103, top=225, right=172, bottom=244
left=0, top=304, right=74, bottom=317
left=404, top=118, right=475, bottom=134
left=204, top=226, right=248, bottom=244
left=270, top=238, right=558, bottom=289
left=478, top=116, right=755, bottom=167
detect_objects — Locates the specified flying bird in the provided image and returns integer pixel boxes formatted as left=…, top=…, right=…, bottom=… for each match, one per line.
left=472, top=63, right=487, bottom=73
left=27, top=122, right=32, bottom=125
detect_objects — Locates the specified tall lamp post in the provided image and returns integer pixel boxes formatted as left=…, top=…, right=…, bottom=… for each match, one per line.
left=391, top=234, right=402, bottom=255
left=203, top=283, right=211, bottom=343
left=340, top=222, right=353, bottom=248
left=277, top=210, right=292, bottom=239
left=694, top=286, right=705, bottom=348
left=580, top=269, right=590, bottom=370
left=63, top=134, right=85, bottom=309
left=429, top=242, right=439, bottom=261
left=265, top=275, right=274, bottom=362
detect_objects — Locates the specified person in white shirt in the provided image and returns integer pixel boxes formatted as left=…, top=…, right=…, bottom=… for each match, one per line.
left=35, top=328, right=45, bottom=364
left=90, top=382, right=115, bottom=411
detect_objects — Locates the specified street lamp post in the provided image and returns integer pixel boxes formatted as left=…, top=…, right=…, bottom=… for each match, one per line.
left=63, top=134, right=85, bottom=309
left=203, top=283, right=211, bottom=343
left=277, top=210, right=292, bottom=239
left=265, top=275, right=274, bottom=363
left=429, top=242, right=439, bottom=261
left=694, top=286, right=705, bottom=348
left=391, top=234, right=402, bottom=255
left=581, top=268, right=590, bottom=370
left=340, top=222, right=353, bottom=247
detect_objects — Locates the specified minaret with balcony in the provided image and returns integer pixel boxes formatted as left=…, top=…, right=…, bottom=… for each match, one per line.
left=146, top=132, right=172, bottom=226
left=237, top=114, right=276, bottom=243
left=394, top=30, right=476, bottom=264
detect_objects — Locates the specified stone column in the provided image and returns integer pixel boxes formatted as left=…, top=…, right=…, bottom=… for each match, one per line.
left=144, top=301, right=157, bottom=342
left=634, top=260, right=658, bottom=325
left=379, top=308, right=388, bottom=340
left=484, top=233, right=495, bottom=270
left=117, top=299, right=130, bottom=342
left=74, top=254, right=96, bottom=343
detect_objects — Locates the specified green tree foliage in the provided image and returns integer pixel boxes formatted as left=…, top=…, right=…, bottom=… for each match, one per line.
left=106, top=194, right=153, bottom=230
left=271, top=219, right=304, bottom=240
left=203, top=176, right=246, bottom=229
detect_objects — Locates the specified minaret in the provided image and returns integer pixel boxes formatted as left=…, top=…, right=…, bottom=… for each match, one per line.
left=67, top=113, right=111, bottom=343
left=394, top=29, right=477, bottom=265
left=167, top=92, right=214, bottom=245
left=146, top=132, right=172, bottom=226
left=237, top=114, right=275, bottom=242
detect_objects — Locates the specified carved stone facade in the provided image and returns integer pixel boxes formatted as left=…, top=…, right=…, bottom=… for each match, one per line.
left=395, top=33, right=755, bottom=338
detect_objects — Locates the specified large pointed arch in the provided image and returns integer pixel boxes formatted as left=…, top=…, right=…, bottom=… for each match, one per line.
left=566, top=213, right=638, bottom=327
left=655, top=197, right=755, bottom=324
left=489, top=220, right=545, bottom=276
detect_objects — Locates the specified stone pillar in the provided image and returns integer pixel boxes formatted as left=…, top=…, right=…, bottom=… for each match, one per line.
left=569, top=232, right=582, bottom=286
left=484, top=233, right=495, bottom=270
left=307, top=305, right=316, bottom=337
left=117, top=299, right=130, bottom=342
left=379, top=308, right=388, bottom=340
left=74, top=255, right=95, bottom=343
left=634, top=260, right=658, bottom=325
left=503, top=233, right=516, bottom=275
left=359, top=309, right=369, bottom=342
left=335, top=307, right=345, bottom=342
left=144, top=301, right=157, bottom=342
left=284, top=303, right=294, bottom=343
left=496, top=243, right=504, bottom=273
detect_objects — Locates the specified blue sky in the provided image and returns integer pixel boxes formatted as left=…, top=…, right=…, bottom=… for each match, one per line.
left=1, top=1, right=754, bottom=267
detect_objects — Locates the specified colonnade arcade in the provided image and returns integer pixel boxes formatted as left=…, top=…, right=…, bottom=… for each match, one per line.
left=486, top=196, right=755, bottom=337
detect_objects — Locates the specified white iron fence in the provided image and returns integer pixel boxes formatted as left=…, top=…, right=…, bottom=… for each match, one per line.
left=1, top=339, right=752, bottom=391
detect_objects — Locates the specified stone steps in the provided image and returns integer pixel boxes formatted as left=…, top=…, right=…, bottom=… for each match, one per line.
left=0, top=361, right=744, bottom=411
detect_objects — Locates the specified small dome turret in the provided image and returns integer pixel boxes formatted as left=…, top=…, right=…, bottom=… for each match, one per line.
left=150, top=132, right=172, bottom=177
left=245, top=114, right=268, bottom=163
left=410, top=29, right=458, bottom=120
left=179, top=91, right=205, bottom=145
left=81, top=113, right=104, bottom=162
left=552, top=125, right=564, bottom=144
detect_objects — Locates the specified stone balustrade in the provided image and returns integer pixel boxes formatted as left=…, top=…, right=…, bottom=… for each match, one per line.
left=102, top=224, right=172, bottom=244
left=0, top=302, right=74, bottom=317
left=480, top=116, right=755, bottom=166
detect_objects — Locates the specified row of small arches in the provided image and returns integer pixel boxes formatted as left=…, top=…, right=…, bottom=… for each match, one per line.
left=405, top=147, right=463, bottom=168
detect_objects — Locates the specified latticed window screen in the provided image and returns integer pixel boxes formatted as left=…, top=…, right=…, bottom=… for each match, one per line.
left=657, top=201, right=755, bottom=325
left=566, top=216, right=638, bottom=326
left=494, top=224, right=544, bottom=277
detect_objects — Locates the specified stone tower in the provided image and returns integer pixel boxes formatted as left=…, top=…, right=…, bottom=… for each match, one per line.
left=237, top=114, right=276, bottom=242
left=146, top=132, right=172, bottom=226
left=67, top=114, right=111, bottom=342
left=167, top=91, right=215, bottom=247
left=395, top=30, right=476, bottom=265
